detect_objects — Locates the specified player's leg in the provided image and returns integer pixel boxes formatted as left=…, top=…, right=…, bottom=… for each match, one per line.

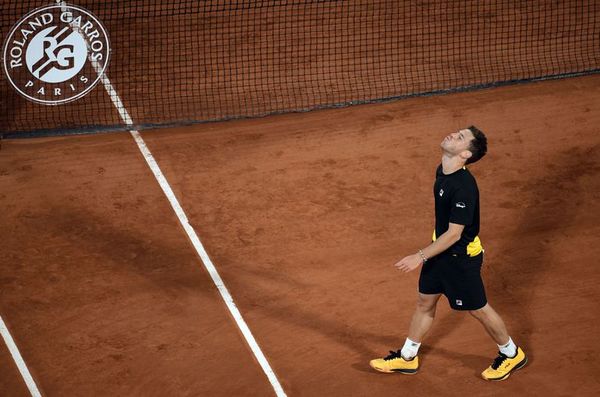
left=407, top=292, right=442, bottom=349
left=370, top=255, right=444, bottom=374
left=443, top=253, right=527, bottom=381
left=468, top=303, right=509, bottom=345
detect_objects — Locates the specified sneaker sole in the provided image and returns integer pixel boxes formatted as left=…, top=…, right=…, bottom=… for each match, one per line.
left=482, top=356, right=528, bottom=382
left=370, top=365, right=419, bottom=375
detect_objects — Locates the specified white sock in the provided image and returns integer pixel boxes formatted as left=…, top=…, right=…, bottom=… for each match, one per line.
left=400, top=337, right=421, bottom=360
left=498, top=337, right=517, bottom=358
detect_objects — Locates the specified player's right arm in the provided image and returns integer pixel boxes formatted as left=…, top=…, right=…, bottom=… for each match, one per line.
left=394, top=223, right=463, bottom=273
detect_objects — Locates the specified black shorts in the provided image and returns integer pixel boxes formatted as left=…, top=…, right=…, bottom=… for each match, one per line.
left=418, top=252, right=487, bottom=311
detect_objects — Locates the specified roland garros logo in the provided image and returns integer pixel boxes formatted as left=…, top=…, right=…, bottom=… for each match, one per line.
left=2, top=4, right=110, bottom=105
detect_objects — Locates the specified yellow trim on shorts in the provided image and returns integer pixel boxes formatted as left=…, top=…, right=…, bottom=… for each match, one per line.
left=432, top=230, right=483, bottom=257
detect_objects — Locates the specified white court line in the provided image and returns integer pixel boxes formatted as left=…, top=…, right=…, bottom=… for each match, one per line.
left=83, top=11, right=287, bottom=397
left=128, top=131, right=287, bottom=397
left=0, top=316, right=42, bottom=397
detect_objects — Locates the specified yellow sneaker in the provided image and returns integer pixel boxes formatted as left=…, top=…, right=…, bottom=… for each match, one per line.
left=369, top=350, right=419, bottom=374
left=481, top=346, right=527, bottom=381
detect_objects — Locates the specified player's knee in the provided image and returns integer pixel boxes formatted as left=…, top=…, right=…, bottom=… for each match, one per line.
left=416, top=295, right=438, bottom=314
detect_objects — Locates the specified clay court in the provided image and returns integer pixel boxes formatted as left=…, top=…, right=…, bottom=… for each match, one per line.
left=1, top=74, right=599, bottom=396
left=2, top=1, right=600, bottom=396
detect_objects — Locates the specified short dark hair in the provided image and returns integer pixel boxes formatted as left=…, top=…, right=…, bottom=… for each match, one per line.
left=465, top=125, right=487, bottom=164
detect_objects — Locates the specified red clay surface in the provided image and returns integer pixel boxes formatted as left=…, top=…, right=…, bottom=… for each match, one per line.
left=1, top=74, right=600, bottom=396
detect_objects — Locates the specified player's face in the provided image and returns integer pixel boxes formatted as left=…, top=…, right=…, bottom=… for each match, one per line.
left=441, top=129, right=474, bottom=157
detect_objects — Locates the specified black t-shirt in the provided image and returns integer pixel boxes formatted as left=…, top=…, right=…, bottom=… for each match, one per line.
left=433, top=164, right=480, bottom=255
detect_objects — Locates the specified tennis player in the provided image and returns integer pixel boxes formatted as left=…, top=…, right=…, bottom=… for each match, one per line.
left=369, top=126, right=527, bottom=381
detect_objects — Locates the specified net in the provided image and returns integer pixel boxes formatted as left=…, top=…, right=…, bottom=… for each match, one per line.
left=1, top=1, right=599, bottom=138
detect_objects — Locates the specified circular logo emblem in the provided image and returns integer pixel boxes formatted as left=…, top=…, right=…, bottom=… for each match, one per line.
left=2, top=5, right=110, bottom=105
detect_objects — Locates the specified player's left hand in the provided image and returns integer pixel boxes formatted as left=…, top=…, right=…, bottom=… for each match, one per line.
left=394, top=254, right=423, bottom=272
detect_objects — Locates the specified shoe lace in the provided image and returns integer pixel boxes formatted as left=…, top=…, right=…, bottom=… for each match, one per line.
left=491, top=352, right=509, bottom=370
left=383, top=350, right=403, bottom=361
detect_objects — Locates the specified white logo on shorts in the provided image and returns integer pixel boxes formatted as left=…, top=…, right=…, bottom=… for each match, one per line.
left=2, top=4, right=110, bottom=105
left=439, top=189, right=444, bottom=197
left=455, top=202, right=466, bottom=208
left=456, top=299, right=463, bottom=306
